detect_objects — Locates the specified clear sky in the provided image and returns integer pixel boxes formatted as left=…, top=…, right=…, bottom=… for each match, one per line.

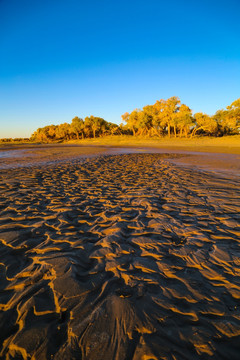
left=1, top=0, right=240, bottom=138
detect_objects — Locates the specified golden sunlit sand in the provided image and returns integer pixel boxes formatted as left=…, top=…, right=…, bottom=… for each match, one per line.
left=65, top=134, right=240, bottom=155
left=0, top=147, right=240, bottom=359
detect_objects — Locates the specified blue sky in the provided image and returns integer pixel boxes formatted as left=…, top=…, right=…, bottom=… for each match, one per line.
left=1, top=0, right=240, bottom=137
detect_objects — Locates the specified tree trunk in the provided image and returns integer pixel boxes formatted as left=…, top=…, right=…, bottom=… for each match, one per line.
left=137, top=128, right=144, bottom=136
left=155, top=128, right=162, bottom=137
left=191, top=126, right=204, bottom=137
left=167, top=123, right=171, bottom=137
left=174, top=125, right=177, bottom=138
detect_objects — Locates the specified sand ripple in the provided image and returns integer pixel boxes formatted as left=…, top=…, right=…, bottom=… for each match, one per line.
left=0, top=154, right=240, bottom=359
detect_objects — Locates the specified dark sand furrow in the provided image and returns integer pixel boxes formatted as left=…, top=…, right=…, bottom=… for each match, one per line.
left=0, top=153, right=240, bottom=359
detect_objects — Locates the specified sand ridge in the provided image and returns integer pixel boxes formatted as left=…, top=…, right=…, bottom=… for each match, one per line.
left=0, top=153, right=240, bottom=359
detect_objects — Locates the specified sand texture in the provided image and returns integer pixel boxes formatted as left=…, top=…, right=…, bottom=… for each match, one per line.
left=0, top=153, right=240, bottom=359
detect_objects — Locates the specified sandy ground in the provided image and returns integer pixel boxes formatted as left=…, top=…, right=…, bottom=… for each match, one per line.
left=0, top=145, right=112, bottom=170
left=0, top=147, right=240, bottom=359
left=1, top=144, right=240, bottom=178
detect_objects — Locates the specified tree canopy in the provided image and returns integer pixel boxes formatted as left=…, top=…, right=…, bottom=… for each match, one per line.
left=122, top=97, right=240, bottom=138
left=31, top=116, right=119, bottom=142
left=30, top=97, right=240, bottom=142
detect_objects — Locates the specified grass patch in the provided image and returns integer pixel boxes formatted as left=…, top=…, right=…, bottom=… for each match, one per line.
left=1, top=135, right=239, bottom=155
left=66, top=135, right=240, bottom=154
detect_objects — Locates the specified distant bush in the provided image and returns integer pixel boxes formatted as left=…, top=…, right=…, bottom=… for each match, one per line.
left=0, top=138, right=30, bottom=143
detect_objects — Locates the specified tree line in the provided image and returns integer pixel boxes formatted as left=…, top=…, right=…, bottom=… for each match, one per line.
left=31, top=116, right=122, bottom=142
left=122, top=97, right=240, bottom=138
left=30, top=97, right=240, bottom=142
